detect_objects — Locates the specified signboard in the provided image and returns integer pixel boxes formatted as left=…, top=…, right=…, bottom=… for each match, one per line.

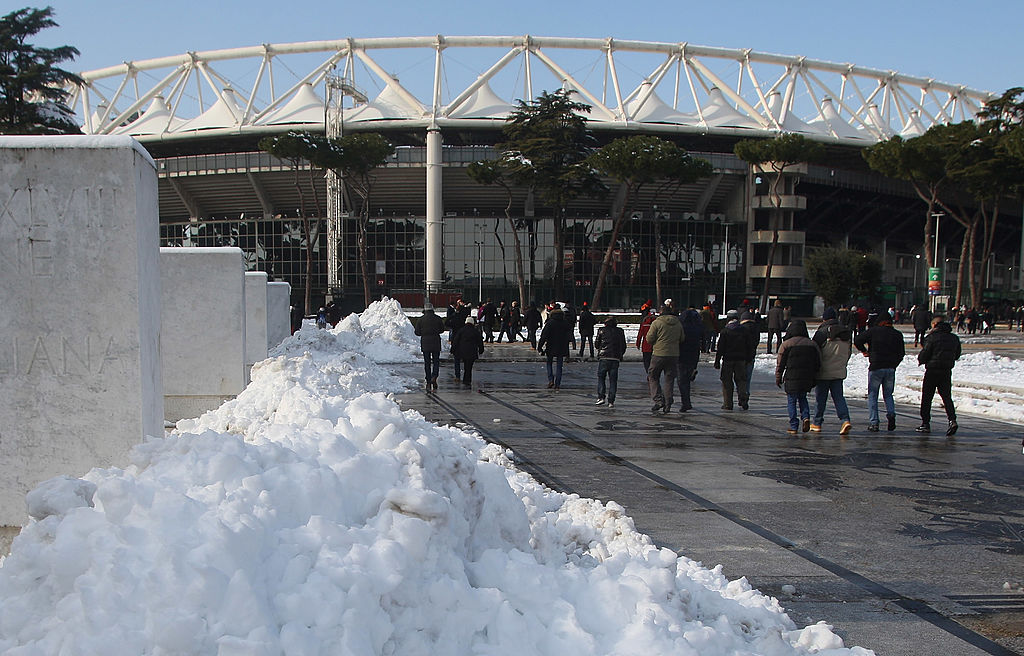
left=927, top=267, right=942, bottom=295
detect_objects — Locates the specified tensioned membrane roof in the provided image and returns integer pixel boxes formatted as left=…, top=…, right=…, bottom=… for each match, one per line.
left=69, top=36, right=992, bottom=146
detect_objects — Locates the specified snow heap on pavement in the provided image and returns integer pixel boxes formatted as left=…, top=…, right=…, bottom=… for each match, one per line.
left=0, top=299, right=871, bottom=655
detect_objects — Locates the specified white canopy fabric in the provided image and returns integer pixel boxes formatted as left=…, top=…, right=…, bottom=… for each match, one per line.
left=447, top=82, right=516, bottom=119
left=346, top=82, right=425, bottom=121
left=699, top=88, right=761, bottom=129
left=623, top=83, right=700, bottom=125
left=115, top=96, right=186, bottom=136
left=256, top=83, right=325, bottom=126
left=764, top=92, right=823, bottom=135
left=808, top=97, right=869, bottom=140
left=900, top=110, right=928, bottom=138
left=178, top=89, right=248, bottom=132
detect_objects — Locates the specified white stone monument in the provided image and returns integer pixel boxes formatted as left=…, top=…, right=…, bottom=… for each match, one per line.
left=160, top=247, right=247, bottom=422
left=0, top=136, right=163, bottom=526
left=267, top=281, right=292, bottom=352
left=244, top=271, right=269, bottom=381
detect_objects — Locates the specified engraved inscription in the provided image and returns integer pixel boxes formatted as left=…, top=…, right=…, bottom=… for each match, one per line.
left=0, top=185, right=117, bottom=276
left=0, top=333, right=123, bottom=377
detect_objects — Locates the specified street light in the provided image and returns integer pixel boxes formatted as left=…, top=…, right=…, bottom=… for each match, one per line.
left=913, top=253, right=921, bottom=302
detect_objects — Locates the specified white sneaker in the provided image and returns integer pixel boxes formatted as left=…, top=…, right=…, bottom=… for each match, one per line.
left=607, top=402, right=614, bottom=409
left=595, top=399, right=606, bottom=406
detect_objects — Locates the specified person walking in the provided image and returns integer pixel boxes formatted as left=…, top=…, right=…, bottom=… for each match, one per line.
left=917, top=315, right=962, bottom=435
left=810, top=307, right=853, bottom=434
left=911, top=303, right=932, bottom=348
left=415, top=303, right=446, bottom=391
left=775, top=319, right=822, bottom=434
left=676, top=309, right=704, bottom=413
left=565, top=304, right=578, bottom=353
left=766, top=299, right=785, bottom=354
left=577, top=302, right=597, bottom=359
left=854, top=313, right=906, bottom=432
left=714, top=310, right=749, bottom=410
left=594, top=316, right=627, bottom=408
left=636, top=308, right=656, bottom=372
left=740, top=311, right=760, bottom=403
left=525, top=302, right=542, bottom=349
left=450, top=316, right=485, bottom=387
left=537, top=305, right=571, bottom=389
left=510, top=301, right=523, bottom=341
left=700, top=304, right=720, bottom=352
left=646, top=301, right=685, bottom=414
left=496, top=301, right=511, bottom=343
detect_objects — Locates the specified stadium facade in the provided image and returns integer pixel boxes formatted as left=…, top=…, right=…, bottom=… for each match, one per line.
left=68, top=36, right=1023, bottom=313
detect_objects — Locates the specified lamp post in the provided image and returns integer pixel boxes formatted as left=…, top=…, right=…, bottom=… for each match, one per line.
left=913, top=253, right=921, bottom=303
left=929, top=212, right=944, bottom=312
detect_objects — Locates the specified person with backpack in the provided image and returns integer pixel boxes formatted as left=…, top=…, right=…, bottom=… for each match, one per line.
left=854, top=313, right=906, bottom=432
left=917, top=315, right=962, bottom=436
left=594, top=316, right=627, bottom=408
left=775, top=319, right=822, bottom=434
left=810, top=307, right=853, bottom=434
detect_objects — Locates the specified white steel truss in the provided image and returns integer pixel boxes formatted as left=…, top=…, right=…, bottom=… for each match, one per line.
left=68, top=36, right=993, bottom=145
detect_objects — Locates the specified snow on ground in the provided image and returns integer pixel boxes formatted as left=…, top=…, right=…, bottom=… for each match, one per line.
left=754, top=343, right=1024, bottom=424
left=0, top=298, right=871, bottom=655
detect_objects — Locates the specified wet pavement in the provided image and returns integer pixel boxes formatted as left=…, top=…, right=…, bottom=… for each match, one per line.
left=395, top=340, right=1024, bottom=656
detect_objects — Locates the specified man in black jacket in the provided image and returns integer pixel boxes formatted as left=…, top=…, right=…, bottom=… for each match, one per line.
left=917, top=315, right=962, bottom=435
left=524, top=302, right=542, bottom=349
left=911, top=304, right=932, bottom=347
left=577, top=302, right=597, bottom=359
left=594, top=316, right=627, bottom=407
left=714, top=310, right=749, bottom=410
left=415, top=303, right=446, bottom=390
left=854, top=314, right=906, bottom=432
left=538, top=305, right=571, bottom=389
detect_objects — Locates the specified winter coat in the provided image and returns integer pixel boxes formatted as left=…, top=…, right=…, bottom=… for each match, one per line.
left=767, top=306, right=785, bottom=331
left=715, top=320, right=749, bottom=364
left=577, top=308, right=597, bottom=335
left=911, top=306, right=932, bottom=332
left=700, top=307, right=720, bottom=335
left=679, top=310, right=704, bottom=369
left=537, top=310, right=571, bottom=357
left=740, top=320, right=760, bottom=360
left=636, top=313, right=656, bottom=353
left=451, top=323, right=484, bottom=361
left=414, top=310, right=446, bottom=353
left=854, top=324, right=906, bottom=370
left=525, top=307, right=542, bottom=330
left=595, top=324, right=627, bottom=360
left=646, top=313, right=685, bottom=357
left=918, top=322, right=961, bottom=370
left=812, top=319, right=852, bottom=380
left=776, top=321, right=821, bottom=394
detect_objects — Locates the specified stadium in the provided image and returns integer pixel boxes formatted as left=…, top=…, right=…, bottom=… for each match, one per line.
left=66, top=36, right=1022, bottom=314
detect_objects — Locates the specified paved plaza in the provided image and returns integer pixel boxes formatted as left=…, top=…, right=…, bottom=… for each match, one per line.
left=395, top=337, right=1024, bottom=656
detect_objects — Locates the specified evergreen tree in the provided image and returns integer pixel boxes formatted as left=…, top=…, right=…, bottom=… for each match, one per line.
left=0, top=6, right=81, bottom=135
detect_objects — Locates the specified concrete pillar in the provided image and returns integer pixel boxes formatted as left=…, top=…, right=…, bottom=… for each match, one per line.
left=426, top=128, right=444, bottom=293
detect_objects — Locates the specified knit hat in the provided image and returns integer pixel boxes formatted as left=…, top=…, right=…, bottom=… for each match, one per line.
left=465, top=316, right=476, bottom=325
left=822, top=307, right=837, bottom=320
left=740, top=311, right=754, bottom=322
left=424, top=302, right=434, bottom=311
left=726, top=309, right=739, bottom=320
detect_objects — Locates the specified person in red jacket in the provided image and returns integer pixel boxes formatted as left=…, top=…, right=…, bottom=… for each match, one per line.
left=636, top=307, right=656, bottom=372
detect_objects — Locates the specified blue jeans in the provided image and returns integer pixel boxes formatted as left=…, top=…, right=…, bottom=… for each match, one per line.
left=423, top=351, right=440, bottom=381
left=597, top=359, right=619, bottom=402
left=867, top=368, right=896, bottom=426
left=813, top=379, right=850, bottom=425
left=546, top=355, right=564, bottom=387
left=787, top=392, right=810, bottom=430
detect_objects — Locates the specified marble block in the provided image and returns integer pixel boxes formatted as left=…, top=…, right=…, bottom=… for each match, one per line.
left=0, top=136, right=163, bottom=525
left=160, top=247, right=246, bottom=422
left=267, top=281, right=292, bottom=352
left=244, top=271, right=269, bottom=381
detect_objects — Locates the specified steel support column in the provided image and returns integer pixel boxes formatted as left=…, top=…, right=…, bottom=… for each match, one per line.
left=426, top=128, right=444, bottom=292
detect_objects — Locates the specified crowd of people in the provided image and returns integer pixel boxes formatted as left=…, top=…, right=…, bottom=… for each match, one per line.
left=411, top=296, right=976, bottom=437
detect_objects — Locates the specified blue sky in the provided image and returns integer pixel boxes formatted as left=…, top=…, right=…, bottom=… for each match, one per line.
left=32, top=0, right=1022, bottom=95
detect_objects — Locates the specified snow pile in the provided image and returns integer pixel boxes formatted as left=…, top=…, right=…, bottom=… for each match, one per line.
left=0, top=301, right=871, bottom=655
left=278, top=297, right=419, bottom=364
left=755, top=349, right=1024, bottom=423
